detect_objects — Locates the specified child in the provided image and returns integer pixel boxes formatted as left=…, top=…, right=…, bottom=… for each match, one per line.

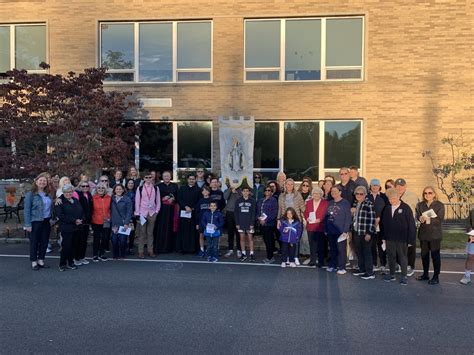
left=196, top=186, right=212, bottom=257
left=460, top=208, right=474, bottom=285
left=201, top=201, right=224, bottom=262
left=234, top=186, right=256, bottom=262
left=278, top=207, right=303, bottom=268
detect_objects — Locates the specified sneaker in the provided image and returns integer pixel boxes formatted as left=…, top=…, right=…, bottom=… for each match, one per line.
left=66, top=265, right=78, bottom=270
left=460, top=277, right=471, bottom=285
left=302, top=258, right=311, bottom=265
left=289, top=262, right=297, bottom=268
left=395, top=265, right=401, bottom=273
left=211, top=257, right=218, bottom=263
left=400, top=277, right=408, bottom=285
left=380, top=266, right=387, bottom=275
left=197, top=250, right=206, bottom=257
left=373, top=266, right=380, bottom=272
left=80, top=259, right=89, bottom=265
left=207, top=256, right=212, bottom=262
left=262, top=257, right=275, bottom=264
left=46, top=248, right=52, bottom=254
left=407, top=266, right=415, bottom=277
left=361, top=273, right=376, bottom=280
left=99, top=256, right=108, bottom=262
left=239, top=254, right=248, bottom=262
left=74, top=260, right=83, bottom=267
left=326, top=267, right=336, bottom=272
left=337, top=269, right=347, bottom=275
left=352, top=271, right=365, bottom=276
left=294, top=258, right=300, bottom=266
left=236, top=250, right=242, bottom=259
left=224, top=250, right=234, bottom=258
left=58, top=266, right=66, bottom=272
left=249, top=254, right=256, bottom=262
left=93, top=256, right=99, bottom=262
left=384, top=275, right=396, bottom=282
left=281, top=262, right=286, bottom=268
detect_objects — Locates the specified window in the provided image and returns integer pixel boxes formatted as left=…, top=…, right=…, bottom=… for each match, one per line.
left=284, top=122, right=319, bottom=181
left=244, top=16, right=363, bottom=82
left=254, top=122, right=279, bottom=169
left=177, top=122, right=212, bottom=168
left=324, top=121, right=361, bottom=168
left=139, top=122, right=173, bottom=173
left=0, top=24, right=47, bottom=73
left=100, top=21, right=212, bottom=83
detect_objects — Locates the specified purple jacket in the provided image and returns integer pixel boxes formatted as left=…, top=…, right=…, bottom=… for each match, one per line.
left=278, top=219, right=303, bottom=244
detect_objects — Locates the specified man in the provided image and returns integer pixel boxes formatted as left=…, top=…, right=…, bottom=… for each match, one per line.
left=209, top=177, right=226, bottom=212
left=381, top=188, right=416, bottom=285
left=337, top=167, right=357, bottom=206
left=134, top=171, right=161, bottom=258
left=176, top=174, right=201, bottom=254
left=196, top=168, right=206, bottom=189
left=110, top=169, right=125, bottom=188
left=395, top=178, right=419, bottom=277
left=349, top=165, right=369, bottom=191
left=223, top=184, right=242, bottom=258
left=235, top=186, right=257, bottom=262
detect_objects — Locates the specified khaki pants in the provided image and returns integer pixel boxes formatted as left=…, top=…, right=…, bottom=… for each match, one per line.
left=137, top=213, right=157, bottom=254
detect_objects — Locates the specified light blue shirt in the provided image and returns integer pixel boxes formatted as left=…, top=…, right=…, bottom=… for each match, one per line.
left=38, top=191, right=52, bottom=219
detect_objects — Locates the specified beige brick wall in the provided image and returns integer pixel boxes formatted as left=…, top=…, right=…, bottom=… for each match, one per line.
left=1, top=0, right=473, bottom=197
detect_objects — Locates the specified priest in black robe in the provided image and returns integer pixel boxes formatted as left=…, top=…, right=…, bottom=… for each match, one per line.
left=154, top=171, right=179, bottom=253
left=176, top=174, right=201, bottom=253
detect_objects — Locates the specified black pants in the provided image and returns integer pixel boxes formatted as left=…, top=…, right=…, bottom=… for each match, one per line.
left=92, top=224, right=110, bottom=257
left=74, top=224, right=89, bottom=261
left=407, top=244, right=416, bottom=269
left=387, top=240, right=408, bottom=277
left=308, top=231, right=325, bottom=266
left=371, top=232, right=387, bottom=267
left=354, top=233, right=374, bottom=274
left=281, top=242, right=295, bottom=263
left=420, top=239, right=441, bottom=277
left=225, top=211, right=241, bottom=251
left=60, top=230, right=79, bottom=267
left=128, top=220, right=136, bottom=251
left=29, top=219, right=51, bottom=261
left=261, top=225, right=274, bottom=260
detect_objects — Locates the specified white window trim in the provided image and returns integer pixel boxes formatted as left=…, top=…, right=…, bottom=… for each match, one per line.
left=100, top=20, right=213, bottom=85
left=244, top=16, right=364, bottom=83
left=0, top=23, right=48, bottom=74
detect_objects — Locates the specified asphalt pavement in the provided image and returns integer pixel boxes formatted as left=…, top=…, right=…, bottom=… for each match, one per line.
left=0, top=243, right=472, bottom=354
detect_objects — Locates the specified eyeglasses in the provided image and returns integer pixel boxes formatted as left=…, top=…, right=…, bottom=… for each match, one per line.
left=80, top=185, right=89, bottom=188
left=144, top=176, right=152, bottom=179
left=424, top=192, right=434, bottom=195
left=197, top=170, right=204, bottom=173
left=100, top=179, right=108, bottom=182
left=254, top=176, right=261, bottom=179
left=264, top=189, right=272, bottom=192
left=339, top=173, right=348, bottom=176
left=355, top=192, right=365, bottom=196
left=97, top=187, right=105, bottom=190
left=302, top=184, right=309, bottom=187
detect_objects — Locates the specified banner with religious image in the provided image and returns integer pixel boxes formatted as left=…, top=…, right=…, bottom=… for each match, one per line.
left=219, top=116, right=255, bottom=188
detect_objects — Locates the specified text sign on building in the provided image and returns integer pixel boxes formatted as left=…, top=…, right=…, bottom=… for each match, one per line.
left=139, top=98, right=172, bottom=108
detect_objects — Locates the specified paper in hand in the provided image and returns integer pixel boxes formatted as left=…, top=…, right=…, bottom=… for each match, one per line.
left=467, top=230, right=474, bottom=236
left=118, top=226, right=131, bottom=236
left=337, top=233, right=348, bottom=243
left=422, top=209, right=437, bottom=218
left=139, top=215, right=147, bottom=226
left=180, top=210, right=192, bottom=219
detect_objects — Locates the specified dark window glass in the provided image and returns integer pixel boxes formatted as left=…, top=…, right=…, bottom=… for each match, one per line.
left=139, top=122, right=173, bottom=173
left=254, top=122, right=279, bottom=169
left=324, top=121, right=361, bottom=168
left=100, top=23, right=134, bottom=69
left=178, top=122, right=212, bottom=168
left=284, top=122, right=319, bottom=181
left=139, top=23, right=173, bottom=82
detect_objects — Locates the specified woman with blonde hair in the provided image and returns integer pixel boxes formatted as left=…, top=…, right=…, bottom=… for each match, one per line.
left=415, top=186, right=445, bottom=285
left=298, top=177, right=313, bottom=261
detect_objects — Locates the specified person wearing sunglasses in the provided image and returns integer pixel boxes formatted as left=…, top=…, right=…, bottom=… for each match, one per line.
left=196, top=168, right=206, bottom=189
left=91, top=183, right=112, bottom=262
left=253, top=173, right=264, bottom=202
left=73, top=180, right=93, bottom=266
left=297, top=178, right=313, bottom=263
left=415, top=187, right=445, bottom=284
left=336, top=167, right=357, bottom=206
left=257, top=185, right=278, bottom=264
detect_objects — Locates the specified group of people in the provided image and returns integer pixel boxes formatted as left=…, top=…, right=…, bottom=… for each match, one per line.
left=23, top=165, right=474, bottom=286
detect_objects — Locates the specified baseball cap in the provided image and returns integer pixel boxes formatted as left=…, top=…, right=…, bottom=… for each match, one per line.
left=370, top=178, right=381, bottom=186
left=394, top=178, right=406, bottom=186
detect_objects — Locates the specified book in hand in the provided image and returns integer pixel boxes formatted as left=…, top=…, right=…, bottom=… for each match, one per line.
left=118, top=226, right=131, bottom=236
left=422, top=209, right=437, bottom=218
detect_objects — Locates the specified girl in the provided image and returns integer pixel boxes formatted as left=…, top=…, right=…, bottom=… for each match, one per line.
left=110, top=184, right=133, bottom=259
left=278, top=207, right=303, bottom=268
left=460, top=208, right=474, bottom=285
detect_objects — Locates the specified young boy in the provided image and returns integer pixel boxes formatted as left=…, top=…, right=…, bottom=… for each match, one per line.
left=196, top=186, right=212, bottom=257
left=234, top=186, right=257, bottom=262
left=201, top=201, right=224, bottom=262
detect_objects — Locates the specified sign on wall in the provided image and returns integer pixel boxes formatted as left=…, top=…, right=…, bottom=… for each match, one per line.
left=219, top=116, right=255, bottom=188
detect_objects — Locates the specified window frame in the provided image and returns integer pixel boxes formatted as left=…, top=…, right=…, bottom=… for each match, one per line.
left=99, top=20, right=213, bottom=84
left=0, top=23, right=48, bottom=74
left=243, top=16, right=364, bottom=83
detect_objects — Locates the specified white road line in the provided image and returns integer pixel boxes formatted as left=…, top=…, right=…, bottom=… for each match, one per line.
left=0, top=254, right=466, bottom=274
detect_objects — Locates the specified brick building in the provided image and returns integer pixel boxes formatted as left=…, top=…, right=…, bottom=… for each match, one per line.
left=0, top=0, right=472, bottom=194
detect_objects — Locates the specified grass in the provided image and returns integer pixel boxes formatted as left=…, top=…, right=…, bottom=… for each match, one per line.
left=441, top=232, right=469, bottom=251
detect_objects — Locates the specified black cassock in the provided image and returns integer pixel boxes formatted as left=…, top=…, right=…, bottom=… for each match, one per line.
left=176, top=184, right=201, bottom=253
left=154, top=182, right=179, bottom=253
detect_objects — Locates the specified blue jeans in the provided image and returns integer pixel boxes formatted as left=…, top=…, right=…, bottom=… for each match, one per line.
left=206, top=236, right=219, bottom=258
left=111, top=233, right=128, bottom=258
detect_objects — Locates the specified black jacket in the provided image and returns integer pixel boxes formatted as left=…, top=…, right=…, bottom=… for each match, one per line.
left=76, top=190, right=93, bottom=224
left=380, top=201, right=416, bottom=245
left=54, top=196, right=84, bottom=233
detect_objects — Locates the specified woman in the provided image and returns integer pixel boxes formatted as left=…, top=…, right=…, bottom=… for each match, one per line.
left=91, top=183, right=112, bottom=262
left=74, top=179, right=93, bottom=266
left=304, top=187, right=328, bottom=267
left=110, top=184, right=133, bottom=259
left=325, top=186, right=352, bottom=274
left=278, top=178, right=305, bottom=265
left=298, top=178, right=313, bottom=201
left=367, top=179, right=389, bottom=273
left=351, top=186, right=377, bottom=279
left=253, top=173, right=265, bottom=202
left=155, top=171, right=179, bottom=254
left=268, top=180, right=281, bottom=199
left=125, top=179, right=137, bottom=254
left=56, top=176, right=77, bottom=199
left=415, top=186, right=445, bottom=285
left=127, top=166, right=142, bottom=190
left=298, top=177, right=313, bottom=261
left=55, top=184, right=84, bottom=271
left=276, top=172, right=287, bottom=193
left=322, top=179, right=334, bottom=201
left=384, top=179, right=395, bottom=190
left=256, top=185, right=278, bottom=264
left=24, top=172, right=53, bottom=270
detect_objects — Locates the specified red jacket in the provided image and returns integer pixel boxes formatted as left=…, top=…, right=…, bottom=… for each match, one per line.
left=304, top=199, right=328, bottom=232
left=92, top=194, right=111, bottom=225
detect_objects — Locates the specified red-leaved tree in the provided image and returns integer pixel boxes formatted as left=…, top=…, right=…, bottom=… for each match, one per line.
left=0, top=64, right=140, bottom=179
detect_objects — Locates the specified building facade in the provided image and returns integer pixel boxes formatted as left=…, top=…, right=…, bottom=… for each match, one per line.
left=0, top=0, right=472, bottom=193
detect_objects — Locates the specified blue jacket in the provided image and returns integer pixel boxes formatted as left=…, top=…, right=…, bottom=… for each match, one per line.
left=110, top=195, right=133, bottom=228
left=278, top=219, right=303, bottom=244
left=256, top=196, right=278, bottom=227
left=325, top=199, right=352, bottom=235
left=24, top=191, right=52, bottom=228
left=200, top=209, right=224, bottom=238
